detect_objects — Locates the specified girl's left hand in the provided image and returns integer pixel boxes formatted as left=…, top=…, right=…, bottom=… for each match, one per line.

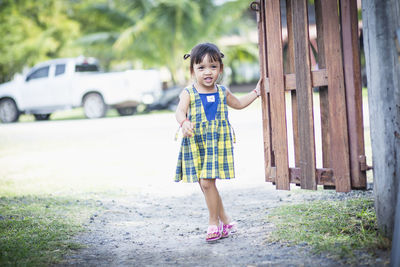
left=254, top=78, right=262, bottom=97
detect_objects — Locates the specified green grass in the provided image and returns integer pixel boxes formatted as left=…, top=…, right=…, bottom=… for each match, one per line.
left=17, top=106, right=172, bottom=123
left=267, top=197, right=391, bottom=264
left=19, top=107, right=122, bottom=122
left=0, top=195, right=99, bottom=266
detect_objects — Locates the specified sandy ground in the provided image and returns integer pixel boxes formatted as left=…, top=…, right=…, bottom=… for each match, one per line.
left=0, top=102, right=387, bottom=266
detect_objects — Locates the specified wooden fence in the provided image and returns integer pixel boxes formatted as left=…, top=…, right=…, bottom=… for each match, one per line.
left=251, top=0, right=371, bottom=192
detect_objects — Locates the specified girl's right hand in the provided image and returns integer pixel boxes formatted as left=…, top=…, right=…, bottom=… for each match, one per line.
left=182, top=120, right=194, bottom=137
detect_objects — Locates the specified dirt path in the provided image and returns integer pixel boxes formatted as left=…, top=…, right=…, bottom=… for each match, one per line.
left=60, top=185, right=347, bottom=267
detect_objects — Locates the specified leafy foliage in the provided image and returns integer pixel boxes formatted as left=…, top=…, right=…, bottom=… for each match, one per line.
left=0, top=0, right=80, bottom=83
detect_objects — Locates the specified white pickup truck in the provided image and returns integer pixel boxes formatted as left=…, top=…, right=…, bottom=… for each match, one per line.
left=0, top=57, right=162, bottom=123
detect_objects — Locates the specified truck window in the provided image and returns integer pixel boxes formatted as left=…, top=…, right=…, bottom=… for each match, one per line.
left=55, top=64, right=66, bottom=76
left=26, top=66, right=50, bottom=81
left=75, top=64, right=99, bottom=72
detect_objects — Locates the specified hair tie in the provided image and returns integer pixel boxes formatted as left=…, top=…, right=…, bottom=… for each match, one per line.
left=220, top=52, right=225, bottom=58
left=183, top=54, right=190, bottom=60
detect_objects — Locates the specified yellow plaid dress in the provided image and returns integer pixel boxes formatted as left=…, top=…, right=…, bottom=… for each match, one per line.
left=175, top=84, right=235, bottom=183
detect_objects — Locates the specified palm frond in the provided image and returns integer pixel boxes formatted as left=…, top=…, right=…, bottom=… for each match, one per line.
left=113, top=12, right=158, bottom=51
left=76, top=32, right=118, bottom=45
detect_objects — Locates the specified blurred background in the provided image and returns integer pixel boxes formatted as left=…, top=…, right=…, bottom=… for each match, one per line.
left=0, top=0, right=260, bottom=87
left=0, top=0, right=366, bottom=122
left=0, top=0, right=264, bottom=122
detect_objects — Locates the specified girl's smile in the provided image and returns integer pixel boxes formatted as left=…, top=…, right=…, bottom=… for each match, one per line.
left=193, top=55, right=222, bottom=92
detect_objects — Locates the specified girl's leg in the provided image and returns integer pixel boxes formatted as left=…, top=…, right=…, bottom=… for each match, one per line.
left=199, top=179, right=220, bottom=226
left=216, top=192, right=230, bottom=225
left=199, top=179, right=230, bottom=225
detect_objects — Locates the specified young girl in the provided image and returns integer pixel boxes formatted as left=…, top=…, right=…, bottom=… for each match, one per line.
left=175, top=43, right=261, bottom=242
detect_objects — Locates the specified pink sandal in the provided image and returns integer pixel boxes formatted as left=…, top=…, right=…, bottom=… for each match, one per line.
left=205, top=221, right=223, bottom=242
left=221, top=221, right=237, bottom=238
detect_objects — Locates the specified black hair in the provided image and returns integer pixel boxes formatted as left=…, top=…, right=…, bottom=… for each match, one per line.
left=183, top=43, right=224, bottom=74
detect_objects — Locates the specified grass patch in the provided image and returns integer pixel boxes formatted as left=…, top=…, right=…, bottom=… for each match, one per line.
left=17, top=106, right=173, bottom=123
left=267, top=198, right=391, bottom=263
left=0, top=195, right=100, bottom=266
left=19, top=108, right=121, bottom=123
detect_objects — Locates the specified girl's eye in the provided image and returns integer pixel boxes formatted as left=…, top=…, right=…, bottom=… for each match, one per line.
left=198, top=66, right=204, bottom=70
left=212, top=65, right=217, bottom=69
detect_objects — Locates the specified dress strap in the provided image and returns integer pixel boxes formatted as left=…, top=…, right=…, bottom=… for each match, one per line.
left=218, top=85, right=227, bottom=96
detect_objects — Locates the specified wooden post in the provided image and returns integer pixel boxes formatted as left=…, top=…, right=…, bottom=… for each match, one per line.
left=362, top=0, right=400, bottom=236
left=265, top=0, right=290, bottom=190
left=254, top=0, right=273, bottom=180
left=340, top=0, right=367, bottom=189
left=292, top=0, right=317, bottom=190
left=320, top=0, right=351, bottom=192
left=285, top=0, right=301, bottom=169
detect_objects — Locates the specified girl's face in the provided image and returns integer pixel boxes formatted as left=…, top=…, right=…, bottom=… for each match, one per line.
left=192, top=54, right=222, bottom=91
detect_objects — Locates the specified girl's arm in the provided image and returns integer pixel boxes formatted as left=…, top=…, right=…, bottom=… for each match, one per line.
left=175, top=90, right=194, bottom=137
left=226, top=79, right=261, bottom=110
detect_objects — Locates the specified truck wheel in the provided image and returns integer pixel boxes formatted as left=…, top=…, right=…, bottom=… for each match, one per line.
left=117, top=107, right=136, bottom=116
left=0, top=98, right=20, bottom=123
left=83, top=93, right=107, bottom=119
left=34, top=114, right=51, bottom=121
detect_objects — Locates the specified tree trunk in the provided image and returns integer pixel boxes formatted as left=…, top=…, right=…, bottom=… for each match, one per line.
left=362, top=0, right=400, bottom=237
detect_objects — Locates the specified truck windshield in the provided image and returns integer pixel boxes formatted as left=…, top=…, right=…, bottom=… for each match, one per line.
left=75, top=64, right=99, bottom=72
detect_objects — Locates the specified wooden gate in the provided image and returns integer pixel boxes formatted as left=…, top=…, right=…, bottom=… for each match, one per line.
left=251, top=0, right=371, bottom=192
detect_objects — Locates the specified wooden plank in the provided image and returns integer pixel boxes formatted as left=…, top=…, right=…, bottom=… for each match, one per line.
left=256, top=0, right=274, bottom=181
left=285, top=0, right=300, bottom=169
left=284, top=70, right=328, bottom=90
left=292, top=0, right=317, bottom=190
left=315, top=0, right=331, bottom=171
left=265, top=0, right=290, bottom=190
left=340, top=0, right=367, bottom=189
left=269, top=167, right=335, bottom=186
left=290, top=168, right=334, bottom=186
left=311, top=69, right=329, bottom=88
left=320, top=0, right=351, bottom=192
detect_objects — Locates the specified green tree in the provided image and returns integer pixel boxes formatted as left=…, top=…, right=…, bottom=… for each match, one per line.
left=0, top=0, right=80, bottom=83
left=76, top=0, right=254, bottom=83
left=224, top=43, right=259, bottom=84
